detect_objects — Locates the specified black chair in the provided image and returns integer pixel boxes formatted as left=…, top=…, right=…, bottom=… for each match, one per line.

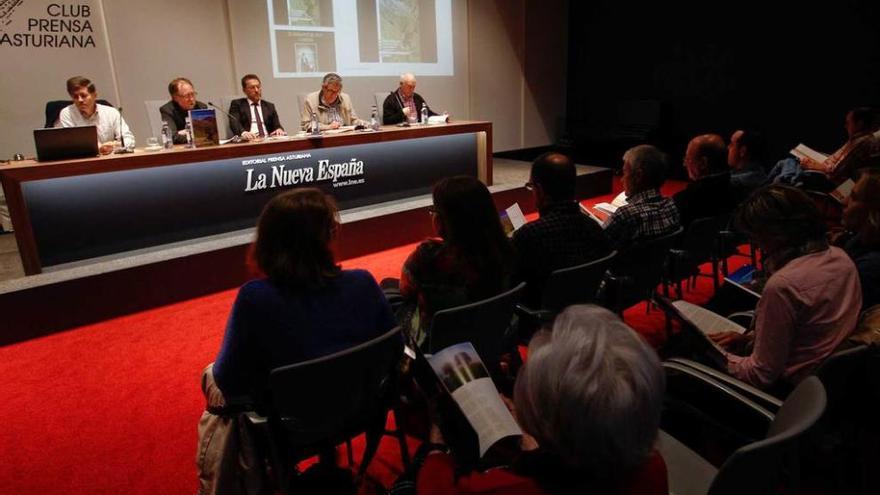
left=250, top=326, right=405, bottom=494
left=659, top=373, right=827, bottom=495
left=516, top=250, right=617, bottom=324
left=44, top=99, right=113, bottom=127
left=665, top=215, right=730, bottom=297
left=427, top=282, right=526, bottom=387
left=604, top=227, right=683, bottom=313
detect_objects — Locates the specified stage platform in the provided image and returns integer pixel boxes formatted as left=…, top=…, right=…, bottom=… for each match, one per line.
left=0, top=159, right=612, bottom=345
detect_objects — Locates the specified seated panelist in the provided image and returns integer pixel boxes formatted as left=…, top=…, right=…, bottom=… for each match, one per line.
left=228, top=74, right=286, bottom=141
left=159, top=77, right=207, bottom=144
left=300, top=73, right=366, bottom=131
left=58, top=76, right=135, bottom=154
left=382, top=72, right=440, bottom=125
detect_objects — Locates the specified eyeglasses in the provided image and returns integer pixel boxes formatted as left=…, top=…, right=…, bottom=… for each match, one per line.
left=178, top=92, right=198, bottom=99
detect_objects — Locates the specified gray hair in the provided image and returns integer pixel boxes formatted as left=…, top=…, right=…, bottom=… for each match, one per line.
left=322, top=72, right=342, bottom=86
left=399, top=72, right=416, bottom=84
left=514, top=304, right=664, bottom=477
left=623, top=144, right=668, bottom=189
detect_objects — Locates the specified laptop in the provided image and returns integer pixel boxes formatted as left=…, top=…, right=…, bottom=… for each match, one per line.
left=34, top=126, right=99, bottom=161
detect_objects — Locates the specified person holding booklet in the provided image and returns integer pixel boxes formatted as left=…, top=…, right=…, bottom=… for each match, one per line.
left=411, top=305, right=668, bottom=495
left=833, top=170, right=880, bottom=309
left=512, top=152, right=611, bottom=308
left=709, top=185, right=861, bottom=390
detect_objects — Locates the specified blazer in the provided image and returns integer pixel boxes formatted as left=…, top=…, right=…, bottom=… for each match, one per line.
left=382, top=90, right=436, bottom=125
left=159, top=100, right=207, bottom=144
left=228, top=98, right=283, bottom=136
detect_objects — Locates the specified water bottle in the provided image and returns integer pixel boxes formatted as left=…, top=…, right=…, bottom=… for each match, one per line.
left=184, top=117, right=194, bottom=148
left=310, top=112, right=320, bottom=136
left=420, top=102, right=428, bottom=125
left=161, top=121, right=173, bottom=149
left=370, top=105, right=380, bottom=131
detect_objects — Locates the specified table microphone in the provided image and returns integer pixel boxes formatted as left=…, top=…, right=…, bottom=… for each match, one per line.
left=208, top=102, right=243, bottom=143
left=113, top=107, right=133, bottom=154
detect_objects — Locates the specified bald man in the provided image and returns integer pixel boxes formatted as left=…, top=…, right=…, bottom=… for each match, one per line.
left=382, top=72, right=438, bottom=125
left=673, top=134, right=736, bottom=226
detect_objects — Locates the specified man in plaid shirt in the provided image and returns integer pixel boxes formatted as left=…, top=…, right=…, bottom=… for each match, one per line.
left=604, top=144, right=681, bottom=251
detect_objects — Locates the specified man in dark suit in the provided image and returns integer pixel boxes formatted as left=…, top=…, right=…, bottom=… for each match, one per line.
left=673, top=134, right=735, bottom=227
left=228, top=74, right=286, bottom=141
left=160, top=77, right=207, bottom=144
left=382, top=72, right=443, bottom=125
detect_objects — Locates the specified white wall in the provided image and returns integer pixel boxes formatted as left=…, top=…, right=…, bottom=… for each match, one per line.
left=0, top=0, right=567, bottom=156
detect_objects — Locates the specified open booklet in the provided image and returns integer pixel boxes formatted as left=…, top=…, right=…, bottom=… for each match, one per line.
left=427, top=342, right=522, bottom=456
left=829, top=178, right=855, bottom=204
left=500, top=203, right=528, bottom=237
left=669, top=300, right=746, bottom=361
left=594, top=191, right=628, bottom=216
left=790, top=143, right=829, bottom=164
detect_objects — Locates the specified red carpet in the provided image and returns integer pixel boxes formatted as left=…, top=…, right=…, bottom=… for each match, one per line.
left=0, top=178, right=732, bottom=494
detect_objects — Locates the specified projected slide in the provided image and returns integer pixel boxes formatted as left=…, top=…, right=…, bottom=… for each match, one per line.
left=268, top=0, right=453, bottom=78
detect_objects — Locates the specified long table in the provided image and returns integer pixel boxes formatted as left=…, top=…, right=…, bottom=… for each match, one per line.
left=0, top=121, right=492, bottom=275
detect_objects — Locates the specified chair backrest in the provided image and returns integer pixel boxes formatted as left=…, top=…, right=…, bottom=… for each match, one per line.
left=374, top=92, right=391, bottom=124
left=296, top=93, right=309, bottom=127
left=680, top=214, right=729, bottom=263
left=541, top=250, right=617, bottom=312
left=428, top=282, right=526, bottom=363
left=144, top=99, right=166, bottom=140
left=707, top=377, right=827, bottom=495
left=610, top=227, right=683, bottom=309
left=45, top=99, right=113, bottom=128
left=812, top=344, right=870, bottom=411
left=217, top=95, right=238, bottom=139
left=267, top=326, right=403, bottom=451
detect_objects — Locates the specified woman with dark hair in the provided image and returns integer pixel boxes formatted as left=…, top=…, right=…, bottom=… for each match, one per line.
left=836, top=170, right=880, bottom=309
left=710, top=185, right=862, bottom=389
left=399, top=176, right=514, bottom=346
left=211, top=188, right=396, bottom=403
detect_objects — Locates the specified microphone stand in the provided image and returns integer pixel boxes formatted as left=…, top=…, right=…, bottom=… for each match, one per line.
left=208, top=101, right=243, bottom=143
left=113, top=106, right=133, bottom=154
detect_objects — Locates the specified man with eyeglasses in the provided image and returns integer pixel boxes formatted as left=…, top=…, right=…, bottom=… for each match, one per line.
left=300, top=72, right=366, bottom=131
left=160, top=77, right=207, bottom=144
left=229, top=74, right=286, bottom=141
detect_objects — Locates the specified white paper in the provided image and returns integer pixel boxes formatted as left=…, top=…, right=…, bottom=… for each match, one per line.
left=611, top=191, right=628, bottom=208
left=830, top=179, right=855, bottom=204
left=505, top=203, right=527, bottom=231
left=790, top=143, right=828, bottom=164
left=428, top=343, right=522, bottom=456
left=323, top=126, right=356, bottom=135
left=427, top=115, right=448, bottom=125
left=594, top=202, right=618, bottom=216
left=672, top=300, right=746, bottom=335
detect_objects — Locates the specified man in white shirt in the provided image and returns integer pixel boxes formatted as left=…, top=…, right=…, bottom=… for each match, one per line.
left=58, top=76, right=135, bottom=154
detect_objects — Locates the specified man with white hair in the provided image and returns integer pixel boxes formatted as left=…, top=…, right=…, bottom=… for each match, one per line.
left=382, top=72, right=439, bottom=125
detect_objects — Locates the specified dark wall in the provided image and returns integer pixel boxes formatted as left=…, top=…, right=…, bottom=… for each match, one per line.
left=567, top=0, right=880, bottom=165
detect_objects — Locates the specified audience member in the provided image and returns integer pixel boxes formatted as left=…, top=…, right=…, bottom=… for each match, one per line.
left=512, top=152, right=611, bottom=307
left=300, top=72, right=366, bottom=131
left=415, top=305, right=668, bottom=495
left=727, top=128, right=768, bottom=197
left=710, top=185, right=862, bottom=390
left=398, top=176, right=514, bottom=347
left=209, top=188, right=395, bottom=404
left=604, top=145, right=681, bottom=251
left=58, top=76, right=135, bottom=154
left=383, top=72, right=439, bottom=125
left=159, top=77, right=207, bottom=144
left=770, top=107, right=879, bottom=186
left=228, top=74, right=286, bottom=141
left=673, top=134, right=735, bottom=227
left=835, top=170, right=880, bottom=309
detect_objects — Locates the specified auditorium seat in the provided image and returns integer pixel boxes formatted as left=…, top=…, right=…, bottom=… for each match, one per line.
left=44, top=99, right=113, bottom=128
left=604, top=227, right=683, bottom=314
left=247, top=326, right=406, bottom=494
left=143, top=99, right=165, bottom=140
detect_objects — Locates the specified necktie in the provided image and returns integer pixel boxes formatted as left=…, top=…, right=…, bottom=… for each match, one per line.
left=253, top=103, right=266, bottom=137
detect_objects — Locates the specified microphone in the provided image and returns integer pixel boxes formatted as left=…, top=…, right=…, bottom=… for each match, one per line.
left=114, top=106, right=133, bottom=154
left=208, top=101, right=242, bottom=143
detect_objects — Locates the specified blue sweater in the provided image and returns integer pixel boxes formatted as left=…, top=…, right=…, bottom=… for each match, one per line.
left=212, top=269, right=396, bottom=400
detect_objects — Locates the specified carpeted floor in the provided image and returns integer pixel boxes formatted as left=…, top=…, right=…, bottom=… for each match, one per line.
left=0, top=178, right=739, bottom=494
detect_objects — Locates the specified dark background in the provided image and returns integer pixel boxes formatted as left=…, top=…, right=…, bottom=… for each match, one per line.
left=564, top=0, right=880, bottom=173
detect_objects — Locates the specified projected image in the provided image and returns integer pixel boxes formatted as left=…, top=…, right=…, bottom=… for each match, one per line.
left=379, top=0, right=427, bottom=63
left=268, top=0, right=453, bottom=77
left=276, top=31, right=335, bottom=74
left=276, top=0, right=334, bottom=27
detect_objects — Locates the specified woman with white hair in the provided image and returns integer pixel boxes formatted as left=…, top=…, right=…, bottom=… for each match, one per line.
left=415, top=305, right=668, bottom=495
